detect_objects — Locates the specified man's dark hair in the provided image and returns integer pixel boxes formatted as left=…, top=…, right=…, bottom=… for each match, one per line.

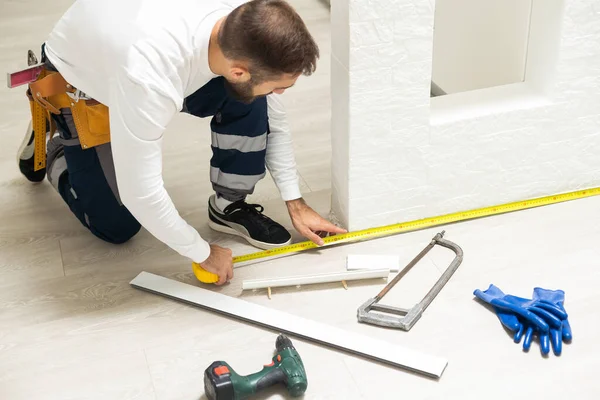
left=218, top=0, right=320, bottom=81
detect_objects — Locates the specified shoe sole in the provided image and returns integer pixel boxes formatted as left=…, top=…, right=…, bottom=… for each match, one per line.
left=208, top=218, right=292, bottom=250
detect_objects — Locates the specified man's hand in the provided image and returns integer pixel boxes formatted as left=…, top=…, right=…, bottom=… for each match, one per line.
left=198, top=244, right=234, bottom=285
left=286, top=198, right=347, bottom=246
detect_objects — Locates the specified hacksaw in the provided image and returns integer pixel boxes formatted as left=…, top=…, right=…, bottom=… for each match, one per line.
left=357, top=231, right=463, bottom=331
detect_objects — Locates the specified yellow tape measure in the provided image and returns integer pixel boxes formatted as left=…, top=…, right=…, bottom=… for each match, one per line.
left=192, top=186, right=600, bottom=283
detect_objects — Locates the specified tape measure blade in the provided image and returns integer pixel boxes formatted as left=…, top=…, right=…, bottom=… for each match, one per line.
left=232, top=225, right=417, bottom=265
left=229, top=187, right=600, bottom=267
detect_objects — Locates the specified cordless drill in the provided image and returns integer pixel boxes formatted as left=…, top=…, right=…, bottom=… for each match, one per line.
left=203, top=334, right=307, bottom=400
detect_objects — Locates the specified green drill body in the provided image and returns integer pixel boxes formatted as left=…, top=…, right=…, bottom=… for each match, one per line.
left=204, top=335, right=307, bottom=400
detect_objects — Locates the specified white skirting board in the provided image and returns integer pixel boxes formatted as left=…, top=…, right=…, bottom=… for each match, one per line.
left=129, top=272, right=448, bottom=379
left=241, top=268, right=389, bottom=290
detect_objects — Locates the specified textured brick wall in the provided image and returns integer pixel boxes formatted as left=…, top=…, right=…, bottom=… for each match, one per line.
left=331, top=0, right=600, bottom=230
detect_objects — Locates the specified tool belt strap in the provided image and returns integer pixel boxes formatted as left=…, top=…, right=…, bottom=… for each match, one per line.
left=28, top=70, right=75, bottom=114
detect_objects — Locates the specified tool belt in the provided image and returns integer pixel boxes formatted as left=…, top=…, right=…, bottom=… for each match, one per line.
left=27, top=66, right=110, bottom=149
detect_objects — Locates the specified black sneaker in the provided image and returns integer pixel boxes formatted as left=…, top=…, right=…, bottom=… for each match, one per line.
left=17, top=120, right=47, bottom=183
left=208, top=195, right=292, bottom=249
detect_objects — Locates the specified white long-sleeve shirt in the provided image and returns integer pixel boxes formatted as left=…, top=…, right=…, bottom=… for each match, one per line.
left=44, top=0, right=302, bottom=263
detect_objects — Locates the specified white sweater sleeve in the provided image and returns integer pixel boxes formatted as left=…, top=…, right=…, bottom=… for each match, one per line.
left=265, top=93, right=302, bottom=201
left=108, top=49, right=211, bottom=264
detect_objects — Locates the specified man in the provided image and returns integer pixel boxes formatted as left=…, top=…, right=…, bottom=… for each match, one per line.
left=16, top=0, right=345, bottom=285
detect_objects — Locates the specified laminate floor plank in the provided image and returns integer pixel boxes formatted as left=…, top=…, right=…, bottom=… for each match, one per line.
left=0, top=350, right=156, bottom=400
left=0, top=237, right=63, bottom=284
left=0, top=172, right=88, bottom=239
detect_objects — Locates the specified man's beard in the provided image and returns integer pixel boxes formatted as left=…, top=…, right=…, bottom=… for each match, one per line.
left=224, top=78, right=257, bottom=104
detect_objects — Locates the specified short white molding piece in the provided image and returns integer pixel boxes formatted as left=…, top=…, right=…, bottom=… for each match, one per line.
left=241, top=268, right=390, bottom=290
left=130, top=271, right=448, bottom=378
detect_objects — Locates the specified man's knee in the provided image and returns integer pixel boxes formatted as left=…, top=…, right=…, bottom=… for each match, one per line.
left=86, top=210, right=141, bottom=244
left=58, top=139, right=141, bottom=245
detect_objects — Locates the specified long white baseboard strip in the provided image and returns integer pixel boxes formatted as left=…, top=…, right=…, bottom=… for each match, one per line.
left=130, top=272, right=448, bottom=378
left=241, top=268, right=390, bottom=290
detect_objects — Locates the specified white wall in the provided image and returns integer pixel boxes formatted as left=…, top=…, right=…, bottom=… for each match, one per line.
left=331, top=0, right=600, bottom=231
left=432, top=0, right=532, bottom=94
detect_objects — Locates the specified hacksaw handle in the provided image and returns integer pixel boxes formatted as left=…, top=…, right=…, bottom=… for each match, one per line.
left=192, top=262, right=219, bottom=284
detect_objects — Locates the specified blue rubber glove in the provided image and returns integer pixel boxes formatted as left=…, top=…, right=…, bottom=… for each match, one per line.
left=474, top=284, right=555, bottom=332
left=473, top=284, right=569, bottom=355
left=531, top=287, right=573, bottom=355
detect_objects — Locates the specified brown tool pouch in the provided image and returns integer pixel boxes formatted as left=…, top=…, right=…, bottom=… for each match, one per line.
left=27, top=67, right=111, bottom=149
left=69, top=98, right=111, bottom=148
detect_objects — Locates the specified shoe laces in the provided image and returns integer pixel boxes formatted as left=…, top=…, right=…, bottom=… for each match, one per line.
left=223, top=201, right=278, bottom=230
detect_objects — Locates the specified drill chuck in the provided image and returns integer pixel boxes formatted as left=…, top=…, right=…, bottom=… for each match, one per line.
left=276, top=334, right=294, bottom=351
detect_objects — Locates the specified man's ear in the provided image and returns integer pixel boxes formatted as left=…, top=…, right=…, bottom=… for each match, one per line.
left=229, top=64, right=251, bottom=82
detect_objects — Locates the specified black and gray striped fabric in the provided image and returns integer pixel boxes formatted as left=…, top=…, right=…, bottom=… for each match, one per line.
left=183, top=77, right=269, bottom=202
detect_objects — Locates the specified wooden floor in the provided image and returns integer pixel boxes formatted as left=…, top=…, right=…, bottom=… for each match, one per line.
left=2, top=1, right=600, bottom=399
